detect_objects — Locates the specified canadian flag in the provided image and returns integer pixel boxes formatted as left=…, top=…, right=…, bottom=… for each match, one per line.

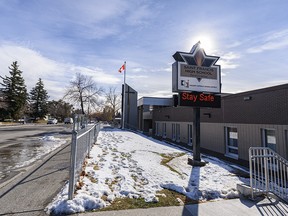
left=118, top=64, right=125, bottom=73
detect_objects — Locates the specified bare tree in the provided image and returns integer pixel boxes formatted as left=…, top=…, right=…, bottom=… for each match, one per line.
left=105, top=87, right=121, bottom=121
left=64, top=73, right=103, bottom=114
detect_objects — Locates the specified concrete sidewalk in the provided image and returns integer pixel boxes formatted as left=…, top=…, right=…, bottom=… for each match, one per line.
left=0, top=143, right=71, bottom=216
left=77, top=195, right=288, bottom=216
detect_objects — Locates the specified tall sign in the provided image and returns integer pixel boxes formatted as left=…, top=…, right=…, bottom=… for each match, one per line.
left=172, top=41, right=221, bottom=164
left=172, top=41, right=221, bottom=94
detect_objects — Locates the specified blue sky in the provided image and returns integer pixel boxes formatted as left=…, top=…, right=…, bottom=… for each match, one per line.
left=0, top=0, right=288, bottom=100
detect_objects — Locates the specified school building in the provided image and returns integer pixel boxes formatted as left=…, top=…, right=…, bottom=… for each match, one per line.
left=137, top=84, right=288, bottom=167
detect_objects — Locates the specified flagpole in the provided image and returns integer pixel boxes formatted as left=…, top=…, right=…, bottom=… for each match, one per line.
left=122, top=61, right=126, bottom=129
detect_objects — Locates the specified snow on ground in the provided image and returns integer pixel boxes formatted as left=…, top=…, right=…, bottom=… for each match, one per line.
left=0, top=134, right=68, bottom=182
left=46, top=127, right=249, bottom=215
left=14, top=135, right=67, bottom=169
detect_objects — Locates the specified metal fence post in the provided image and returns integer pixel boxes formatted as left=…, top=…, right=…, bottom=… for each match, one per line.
left=94, top=124, right=98, bottom=143
left=264, top=148, right=269, bottom=193
left=249, top=147, right=254, bottom=200
left=68, top=129, right=78, bottom=200
left=88, top=128, right=91, bottom=158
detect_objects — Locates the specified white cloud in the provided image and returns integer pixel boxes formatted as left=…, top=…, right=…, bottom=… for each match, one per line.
left=46, top=0, right=156, bottom=40
left=0, top=39, right=172, bottom=101
left=1, top=0, right=288, bottom=99
left=217, top=51, right=240, bottom=70
left=0, top=43, right=121, bottom=100
left=125, top=3, right=155, bottom=26
left=69, top=66, right=121, bottom=85
left=247, top=29, right=288, bottom=53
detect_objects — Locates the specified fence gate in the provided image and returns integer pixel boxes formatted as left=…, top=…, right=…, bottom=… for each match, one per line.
left=249, top=147, right=288, bottom=202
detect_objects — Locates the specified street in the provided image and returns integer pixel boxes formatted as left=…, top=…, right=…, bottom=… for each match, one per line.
left=0, top=137, right=71, bottom=216
left=0, top=124, right=72, bottom=186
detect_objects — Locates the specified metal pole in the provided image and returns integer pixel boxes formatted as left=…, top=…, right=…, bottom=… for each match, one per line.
left=249, top=148, right=254, bottom=200
left=68, top=129, right=78, bottom=200
left=122, top=61, right=126, bottom=129
left=192, top=107, right=201, bottom=161
left=264, top=148, right=269, bottom=193
left=88, top=127, right=91, bottom=158
left=76, top=115, right=80, bottom=131
left=94, top=124, right=97, bottom=143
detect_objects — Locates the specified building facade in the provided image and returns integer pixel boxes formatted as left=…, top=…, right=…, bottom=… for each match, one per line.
left=137, top=97, right=173, bottom=135
left=122, top=84, right=138, bottom=130
left=143, top=84, right=288, bottom=166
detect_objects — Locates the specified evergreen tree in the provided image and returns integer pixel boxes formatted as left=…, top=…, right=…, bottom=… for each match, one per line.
left=0, top=61, right=28, bottom=120
left=29, top=78, right=49, bottom=119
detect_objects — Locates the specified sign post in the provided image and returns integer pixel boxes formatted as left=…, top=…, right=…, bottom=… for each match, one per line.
left=172, top=41, right=221, bottom=165
left=192, top=107, right=201, bottom=161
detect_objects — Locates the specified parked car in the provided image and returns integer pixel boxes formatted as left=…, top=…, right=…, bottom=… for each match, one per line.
left=18, top=118, right=25, bottom=124
left=64, top=117, right=73, bottom=124
left=47, top=118, right=58, bottom=124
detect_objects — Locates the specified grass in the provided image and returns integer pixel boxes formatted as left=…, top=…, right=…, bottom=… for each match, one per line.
left=85, top=150, right=194, bottom=212
left=96, top=189, right=198, bottom=212
left=111, top=148, right=118, bottom=152
left=93, top=164, right=100, bottom=170
left=105, top=177, right=122, bottom=191
left=159, top=152, right=186, bottom=176
left=131, top=174, right=137, bottom=182
left=88, top=176, right=98, bottom=183
left=90, top=152, right=195, bottom=212
left=0, top=119, right=51, bottom=124
left=35, top=119, right=47, bottom=124
left=121, top=152, right=132, bottom=158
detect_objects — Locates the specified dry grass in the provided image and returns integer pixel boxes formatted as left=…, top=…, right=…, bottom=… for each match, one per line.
left=84, top=150, right=194, bottom=212
left=91, top=152, right=195, bottom=212
left=95, top=189, right=198, bottom=212
left=159, top=152, right=186, bottom=176
left=93, top=164, right=100, bottom=170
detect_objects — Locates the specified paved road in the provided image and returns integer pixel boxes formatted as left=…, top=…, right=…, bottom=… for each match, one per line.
left=0, top=124, right=72, bottom=186
left=0, top=141, right=71, bottom=216
left=0, top=124, right=70, bottom=145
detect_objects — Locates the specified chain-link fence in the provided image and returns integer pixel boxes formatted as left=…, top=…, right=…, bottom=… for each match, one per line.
left=68, top=115, right=101, bottom=199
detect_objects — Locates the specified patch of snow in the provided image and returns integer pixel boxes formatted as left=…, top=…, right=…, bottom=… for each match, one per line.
left=14, top=135, right=66, bottom=169
left=46, top=128, right=249, bottom=214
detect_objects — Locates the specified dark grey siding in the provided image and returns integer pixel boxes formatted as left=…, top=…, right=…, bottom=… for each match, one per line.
left=202, top=84, right=288, bottom=125
left=123, top=84, right=138, bottom=130
left=151, top=84, right=288, bottom=165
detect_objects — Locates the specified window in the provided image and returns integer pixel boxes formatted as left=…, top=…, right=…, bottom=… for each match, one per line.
left=172, top=123, right=180, bottom=142
left=225, top=127, right=238, bottom=158
left=176, top=124, right=180, bottom=142
left=155, top=122, right=160, bottom=136
left=187, top=124, right=192, bottom=146
left=262, top=129, right=276, bottom=151
left=285, top=130, right=288, bottom=159
left=172, top=123, right=176, bottom=141
left=162, top=123, right=166, bottom=138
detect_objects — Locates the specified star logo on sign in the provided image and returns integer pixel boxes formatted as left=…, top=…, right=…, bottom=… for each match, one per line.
left=173, top=41, right=220, bottom=82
